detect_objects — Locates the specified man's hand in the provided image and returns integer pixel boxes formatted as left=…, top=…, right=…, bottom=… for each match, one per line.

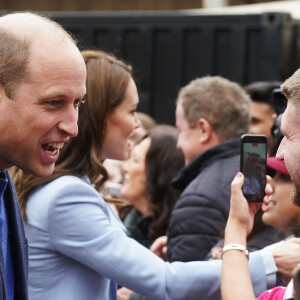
left=150, top=236, right=167, bottom=260
left=209, top=246, right=222, bottom=260
left=117, top=287, right=133, bottom=300
left=270, top=238, right=300, bottom=283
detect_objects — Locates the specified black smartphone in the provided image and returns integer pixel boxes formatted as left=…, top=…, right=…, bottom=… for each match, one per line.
left=240, top=134, right=267, bottom=202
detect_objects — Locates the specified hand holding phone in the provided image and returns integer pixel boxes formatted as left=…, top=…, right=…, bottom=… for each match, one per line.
left=240, top=134, right=267, bottom=202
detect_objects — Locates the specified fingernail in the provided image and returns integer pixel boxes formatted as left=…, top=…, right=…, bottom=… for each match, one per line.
left=236, top=172, right=243, bottom=177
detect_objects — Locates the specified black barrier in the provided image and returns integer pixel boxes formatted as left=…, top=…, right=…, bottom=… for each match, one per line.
left=47, top=11, right=300, bottom=124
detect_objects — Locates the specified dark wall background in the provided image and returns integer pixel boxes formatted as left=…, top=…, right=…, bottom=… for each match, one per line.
left=0, top=0, right=283, bottom=12
left=47, top=11, right=300, bottom=124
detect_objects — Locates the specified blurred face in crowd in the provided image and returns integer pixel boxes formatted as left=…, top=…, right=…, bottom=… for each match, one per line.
left=250, top=102, right=276, bottom=153
left=122, top=137, right=150, bottom=214
left=277, top=101, right=300, bottom=206
left=0, top=43, right=86, bottom=177
left=176, top=100, right=203, bottom=165
left=103, top=77, right=140, bottom=161
left=262, top=172, right=299, bottom=232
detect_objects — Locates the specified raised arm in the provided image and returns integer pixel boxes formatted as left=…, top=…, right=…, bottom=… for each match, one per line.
left=221, top=172, right=262, bottom=300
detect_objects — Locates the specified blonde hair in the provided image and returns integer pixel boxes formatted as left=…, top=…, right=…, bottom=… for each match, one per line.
left=281, top=68, right=300, bottom=108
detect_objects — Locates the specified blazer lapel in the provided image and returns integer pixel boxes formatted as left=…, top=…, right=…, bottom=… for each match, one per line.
left=4, top=171, right=28, bottom=300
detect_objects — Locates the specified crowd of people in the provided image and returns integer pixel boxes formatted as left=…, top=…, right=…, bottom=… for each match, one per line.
left=1, top=9, right=300, bottom=300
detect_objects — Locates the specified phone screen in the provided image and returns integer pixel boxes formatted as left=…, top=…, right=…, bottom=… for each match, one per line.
left=241, top=134, right=267, bottom=202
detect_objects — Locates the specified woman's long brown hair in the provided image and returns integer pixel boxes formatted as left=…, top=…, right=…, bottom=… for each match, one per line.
left=11, top=49, right=132, bottom=221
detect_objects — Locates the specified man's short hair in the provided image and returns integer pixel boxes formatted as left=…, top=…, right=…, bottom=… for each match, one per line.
left=177, top=76, right=251, bottom=141
left=244, top=81, right=281, bottom=111
left=0, top=29, right=30, bottom=99
left=281, top=68, right=300, bottom=108
left=0, top=12, right=76, bottom=99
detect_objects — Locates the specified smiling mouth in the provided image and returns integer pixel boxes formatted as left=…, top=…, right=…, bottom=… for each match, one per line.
left=41, top=142, right=64, bottom=156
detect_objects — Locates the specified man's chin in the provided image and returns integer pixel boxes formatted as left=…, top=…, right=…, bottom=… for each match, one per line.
left=291, top=182, right=300, bottom=207
left=27, top=164, right=55, bottom=178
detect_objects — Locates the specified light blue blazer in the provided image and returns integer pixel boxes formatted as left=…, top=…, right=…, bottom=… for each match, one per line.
left=25, top=175, right=273, bottom=300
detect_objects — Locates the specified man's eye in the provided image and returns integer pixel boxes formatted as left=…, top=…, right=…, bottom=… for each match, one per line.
left=48, top=101, right=60, bottom=107
left=74, top=99, right=86, bottom=107
left=251, top=118, right=259, bottom=124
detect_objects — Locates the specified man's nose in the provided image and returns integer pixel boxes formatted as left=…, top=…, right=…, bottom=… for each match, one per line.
left=58, top=109, right=79, bottom=137
left=176, top=137, right=182, bottom=150
left=276, top=137, right=286, bottom=161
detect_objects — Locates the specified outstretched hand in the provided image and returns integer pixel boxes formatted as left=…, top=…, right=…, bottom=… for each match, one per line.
left=150, top=236, right=167, bottom=260
left=117, top=287, right=133, bottom=300
left=270, top=238, right=300, bottom=283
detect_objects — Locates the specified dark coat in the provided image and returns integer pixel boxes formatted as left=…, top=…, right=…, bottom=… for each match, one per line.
left=166, top=138, right=240, bottom=262
left=123, top=208, right=154, bottom=248
left=0, top=170, right=28, bottom=300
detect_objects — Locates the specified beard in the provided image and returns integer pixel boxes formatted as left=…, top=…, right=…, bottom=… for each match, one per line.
left=291, top=182, right=300, bottom=207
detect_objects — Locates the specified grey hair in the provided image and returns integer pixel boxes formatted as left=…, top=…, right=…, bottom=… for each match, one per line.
left=177, top=76, right=251, bottom=141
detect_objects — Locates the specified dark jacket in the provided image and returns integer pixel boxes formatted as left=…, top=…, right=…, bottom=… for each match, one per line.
left=123, top=208, right=154, bottom=248
left=166, top=138, right=240, bottom=262
left=1, top=170, right=28, bottom=300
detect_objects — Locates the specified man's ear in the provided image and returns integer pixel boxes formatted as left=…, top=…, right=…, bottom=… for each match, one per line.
left=197, top=118, right=213, bottom=143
